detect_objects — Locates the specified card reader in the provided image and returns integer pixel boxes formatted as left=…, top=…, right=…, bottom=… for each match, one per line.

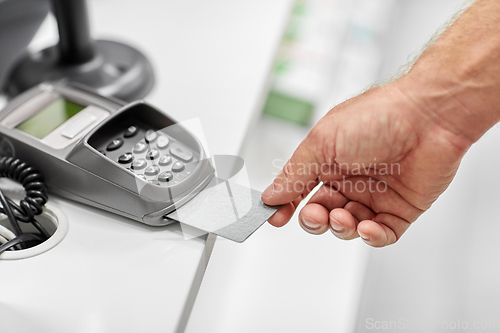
left=0, top=83, right=277, bottom=242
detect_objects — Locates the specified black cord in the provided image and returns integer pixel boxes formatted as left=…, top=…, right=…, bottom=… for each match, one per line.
left=0, top=188, right=21, bottom=236
left=0, top=234, right=43, bottom=253
left=5, top=197, right=50, bottom=239
left=0, top=157, right=50, bottom=254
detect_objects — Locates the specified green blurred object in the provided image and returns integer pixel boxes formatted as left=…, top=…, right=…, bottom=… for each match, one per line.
left=284, top=1, right=307, bottom=42
left=292, top=0, right=308, bottom=16
left=283, top=21, right=301, bottom=42
left=263, top=90, right=314, bottom=126
left=263, top=0, right=317, bottom=127
left=273, top=57, right=290, bottom=75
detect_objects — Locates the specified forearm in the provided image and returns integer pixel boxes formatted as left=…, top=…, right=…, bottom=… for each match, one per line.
left=401, top=0, right=500, bottom=145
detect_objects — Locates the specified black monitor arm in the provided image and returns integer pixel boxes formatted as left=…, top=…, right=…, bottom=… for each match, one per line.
left=3, top=0, right=155, bottom=102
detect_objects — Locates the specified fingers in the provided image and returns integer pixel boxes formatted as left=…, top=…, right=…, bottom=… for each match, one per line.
left=357, top=220, right=395, bottom=247
left=344, top=201, right=376, bottom=221
left=267, top=203, right=296, bottom=228
left=296, top=186, right=412, bottom=246
left=298, top=203, right=330, bottom=234
left=329, top=208, right=360, bottom=240
left=327, top=209, right=411, bottom=246
left=357, top=213, right=412, bottom=247
left=267, top=182, right=319, bottom=228
left=297, top=184, right=348, bottom=234
left=262, top=136, right=321, bottom=206
left=307, top=184, right=349, bottom=211
left=296, top=184, right=369, bottom=237
left=325, top=176, right=424, bottom=223
left=267, top=176, right=414, bottom=247
left=327, top=201, right=377, bottom=240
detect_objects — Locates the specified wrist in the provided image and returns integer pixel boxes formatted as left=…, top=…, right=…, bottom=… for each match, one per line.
left=395, top=0, right=500, bottom=146
left=398, top=61, right=500, bottom=148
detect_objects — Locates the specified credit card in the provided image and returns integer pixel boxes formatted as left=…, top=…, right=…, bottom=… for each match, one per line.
left=165, top=176, right=278, bottom=243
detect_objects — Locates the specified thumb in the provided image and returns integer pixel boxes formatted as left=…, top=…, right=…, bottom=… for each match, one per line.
left=261, top=137, right=322, bottom=206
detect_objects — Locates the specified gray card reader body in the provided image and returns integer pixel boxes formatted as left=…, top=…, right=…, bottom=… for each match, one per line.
left=0, top=83, right=214, bottom=226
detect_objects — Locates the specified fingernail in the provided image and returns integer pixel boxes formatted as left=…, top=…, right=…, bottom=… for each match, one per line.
left=358, top=230, right=370, bottom=241
left=301, top=217, right=321, bottom=231
left=330, top=217, right=344, bottom=233
left=262, top=184, right=274, bottom=200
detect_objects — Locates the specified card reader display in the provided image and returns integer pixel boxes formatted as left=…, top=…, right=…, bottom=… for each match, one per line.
left=15, top=99, right=86, bottom=139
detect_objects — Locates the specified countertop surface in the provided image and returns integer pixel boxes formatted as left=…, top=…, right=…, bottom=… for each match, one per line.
left=0, top=1, right=292, bottom=332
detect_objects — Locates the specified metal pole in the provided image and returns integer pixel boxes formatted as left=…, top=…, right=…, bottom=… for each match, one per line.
left=52, top=0, right=94, bottom=64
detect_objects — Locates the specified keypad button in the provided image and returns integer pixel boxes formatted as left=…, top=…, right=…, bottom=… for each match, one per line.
left=124, top=125, right=139, bottom=138
left=118, top=152, right=134, bottom=164
left=172, top=161, right=185, bottom=172
left=131, top=158, right=147, bottom=170
left=145, top=129, right=157, bottom=143
left=107, top=138, right=123, bottom=151
left=159, top=154, right=172, bottom=166
left=137, top=174, right=147, bottom=181
left=144, top=165, right=160, bottom=176
left=133, top=142, right=147, bottom=154
left=146, top=149, right=159, bottom=160
left=170, top=145, right=193, bottom=162
left=158, top=171, right=173, bottom=182
left=157, top=135, right=170, bottom=149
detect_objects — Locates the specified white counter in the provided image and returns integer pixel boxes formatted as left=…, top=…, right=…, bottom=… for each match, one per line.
left=0, top=1, right=292, bottom=332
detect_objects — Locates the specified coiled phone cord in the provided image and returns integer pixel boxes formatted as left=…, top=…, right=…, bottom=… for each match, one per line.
left=0, top=156, right=50, bottom=254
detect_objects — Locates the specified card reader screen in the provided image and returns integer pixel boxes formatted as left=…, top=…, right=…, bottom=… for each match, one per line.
left=16, top=99, right=86, bottom=139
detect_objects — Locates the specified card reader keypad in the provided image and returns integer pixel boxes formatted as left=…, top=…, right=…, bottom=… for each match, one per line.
left=133, top=142, right=147, bottom=153
left=118, top=152, right=134, bottom=164
left=107, top=138, right=123, bottom=151
left=170, top=144, right=193, bottom=162
left=172, top=161, right=185, bottom=172
left=146, top=149, right=159, bottom=160
left=158, top=171, right=173, bottom=182
left=124, top=125, right=138, bottom=138
left=159, top=154, right=172, bottom=166
left=99, top=125, right=199, bottom=186
left=157, top=135, right=169, bottom=149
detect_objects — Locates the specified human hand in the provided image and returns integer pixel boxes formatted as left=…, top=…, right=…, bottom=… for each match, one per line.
left=261, top=79, right=471, bottom=247
left=262, top=0, right=500, bottom=247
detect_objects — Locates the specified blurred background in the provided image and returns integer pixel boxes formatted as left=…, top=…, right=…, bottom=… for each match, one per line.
left=188, top=0, right=500, bottom=332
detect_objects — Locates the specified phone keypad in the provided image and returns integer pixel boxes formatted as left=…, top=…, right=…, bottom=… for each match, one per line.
left=100, top=125, right=198, bottom=186
left=144, top=165, right=160, bottom=176
left=133, top=142, right=147, bottom=153
left=124, top=125, right=138, bottom=138
left=158, top=171, right=173, bottom=182
left=170, top=144, right=193, bottom=162
left=118, top=153, right=134, bottom=164
left=144, top=129, right=157, bottom=143
left=107, top=138, right=123, bottom=151
left=157, top=135, right=169, bottom=149
left=172, top=161, right=185, bottom=172
left=146, top=149, right=159, bottom=160
left=159, top=154, right=172, bottom=166
left=131, top=158, right=147, bottom=170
